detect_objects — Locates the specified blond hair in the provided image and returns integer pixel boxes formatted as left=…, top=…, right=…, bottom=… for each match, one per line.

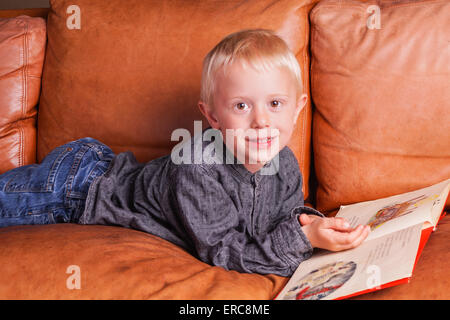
left=200, top=29, right=303, bottom=108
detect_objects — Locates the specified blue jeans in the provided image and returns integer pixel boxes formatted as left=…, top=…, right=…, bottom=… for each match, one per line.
left=0, top=137, right=114, bottom=227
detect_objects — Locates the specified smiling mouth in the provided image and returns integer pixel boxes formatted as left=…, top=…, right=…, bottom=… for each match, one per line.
left=247, top=137, right=274, bottom=142
left=245, top=136, right=278, bottom=146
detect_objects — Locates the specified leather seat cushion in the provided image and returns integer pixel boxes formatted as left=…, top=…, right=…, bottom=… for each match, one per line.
left=0, top=223, right=287, bottom=299
left=0, top=215, right=448, bottom=299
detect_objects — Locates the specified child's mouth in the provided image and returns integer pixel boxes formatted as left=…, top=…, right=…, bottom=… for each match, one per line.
left=246, top=136, right=278, bottom=149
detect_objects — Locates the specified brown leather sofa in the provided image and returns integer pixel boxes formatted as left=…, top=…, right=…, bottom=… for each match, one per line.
left=0, top=0, right=448, bottom=300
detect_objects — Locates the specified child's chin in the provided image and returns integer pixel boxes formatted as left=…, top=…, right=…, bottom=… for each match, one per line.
left=234, top=145, right=279, bottom=165
left=247, top=152, right=276, bottom=165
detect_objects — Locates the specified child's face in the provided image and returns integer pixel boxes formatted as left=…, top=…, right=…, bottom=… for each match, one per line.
left=199, top=60, right=307, bottom=173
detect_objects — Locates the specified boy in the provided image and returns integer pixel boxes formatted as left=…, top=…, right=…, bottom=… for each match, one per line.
left=0, top=29, right=369, bottom=277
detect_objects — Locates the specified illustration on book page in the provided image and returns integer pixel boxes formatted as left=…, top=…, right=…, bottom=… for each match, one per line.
left=367, top=194, right=432, bottom=230
left=283, top=261, right=356, bottom=300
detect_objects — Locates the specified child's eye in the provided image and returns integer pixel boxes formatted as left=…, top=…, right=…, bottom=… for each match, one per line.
left=234, top=102, right=249, bottom=111
left=270, top=100, right=282, bottom=108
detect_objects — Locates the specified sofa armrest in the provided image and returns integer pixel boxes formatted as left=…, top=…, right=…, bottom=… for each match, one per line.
left=0, top=14, right=46, bottom=173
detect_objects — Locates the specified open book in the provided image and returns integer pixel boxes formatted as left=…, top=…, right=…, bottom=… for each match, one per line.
left=276, top=179, right=450, bottom=300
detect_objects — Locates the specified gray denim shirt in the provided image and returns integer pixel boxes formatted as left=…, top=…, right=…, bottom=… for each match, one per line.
left=79, top=127, right=324, bottom=277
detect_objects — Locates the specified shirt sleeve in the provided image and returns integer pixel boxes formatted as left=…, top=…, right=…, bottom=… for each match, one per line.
left=278, top=147, right=325, bottom=220
left=168, top=164, right=316, bottom=277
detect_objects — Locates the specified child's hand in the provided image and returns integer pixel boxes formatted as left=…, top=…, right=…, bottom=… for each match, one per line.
left=299, top=214, right=370, bottom=252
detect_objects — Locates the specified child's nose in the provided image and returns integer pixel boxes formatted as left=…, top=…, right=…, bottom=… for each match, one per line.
left=251, top=106, right=270, bottom=128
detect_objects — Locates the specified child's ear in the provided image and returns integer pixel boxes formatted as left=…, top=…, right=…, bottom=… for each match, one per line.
left=198, top=101, right=220, bottom=130
left=293, top=93, right=308, bottom=125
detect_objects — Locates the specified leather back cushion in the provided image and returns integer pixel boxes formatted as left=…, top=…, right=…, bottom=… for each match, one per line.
left=310, top=0, right=450, bottom=213
left=37, top=0, right=319, bottom=199
left=0, top=16, right=46, bottom=174
left=0, top=224, right=286, bottom=299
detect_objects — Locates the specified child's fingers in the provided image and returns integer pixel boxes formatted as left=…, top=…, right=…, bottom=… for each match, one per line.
left=322, top=217, right=351, bottom=231
left=298, top=213, right=321, bottom=226
left=329, top=225, right=364, bottom=248
left=349, top=225, right=370, bottom=248
left=343, top=225, right=370, bottom=249
left=334, top=225, right=370, bottom=251
left=298, top=214, right=311, bottom=226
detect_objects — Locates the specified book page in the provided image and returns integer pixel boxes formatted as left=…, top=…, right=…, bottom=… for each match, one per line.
left=336, top=179, right=450, bottom=241
left=276, top=223, right=423, bottom=300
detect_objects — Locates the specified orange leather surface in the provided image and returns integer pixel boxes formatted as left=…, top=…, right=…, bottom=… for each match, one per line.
left=36, top=0, right=319, bottom=199
left=310, top=0, right=450, bottom=213
left=0, top=15, right=46, bottom=174
left=0, top=216, right=448, bottom=299
left=0, top=224, right=286, bottom=299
